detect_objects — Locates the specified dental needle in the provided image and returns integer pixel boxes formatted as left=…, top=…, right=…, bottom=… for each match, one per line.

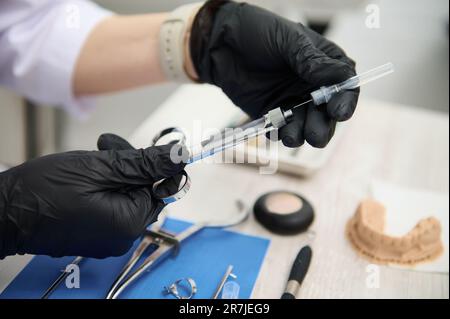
left=291, top=99, right=313, bottom=110
left=293, top=62, right=394, bottom=109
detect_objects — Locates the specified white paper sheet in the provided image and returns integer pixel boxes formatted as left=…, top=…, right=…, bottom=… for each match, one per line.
left=371, top=180, right=449, bottom=273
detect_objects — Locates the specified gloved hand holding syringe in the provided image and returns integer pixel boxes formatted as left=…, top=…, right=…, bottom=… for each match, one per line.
left=153, top=62, right=394, bottom=204
left=188, top=62, right=395, bottom=163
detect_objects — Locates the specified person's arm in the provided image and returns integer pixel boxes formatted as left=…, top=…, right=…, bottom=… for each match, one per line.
left=74, top=4, right=200, bottom=95
left=73, top=13, right=168, bottom=95
left=0, top=0, right=199, bottom=114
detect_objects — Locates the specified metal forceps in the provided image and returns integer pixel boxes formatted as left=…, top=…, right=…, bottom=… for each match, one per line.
left=106, top=201, right=249, bottom=299
left=106, top=222, right=203, bottom=299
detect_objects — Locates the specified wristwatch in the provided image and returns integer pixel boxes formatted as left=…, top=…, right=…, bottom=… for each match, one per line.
left=159, top=2, right=202, bottom=82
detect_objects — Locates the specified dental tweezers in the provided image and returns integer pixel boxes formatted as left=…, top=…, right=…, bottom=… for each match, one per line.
left=105, top=223, right=204, bottom=299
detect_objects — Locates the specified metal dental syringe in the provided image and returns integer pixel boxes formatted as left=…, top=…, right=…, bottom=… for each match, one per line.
left=153, top=63, right=395, bottom=204
left=188, top=62, right=395, bottom=163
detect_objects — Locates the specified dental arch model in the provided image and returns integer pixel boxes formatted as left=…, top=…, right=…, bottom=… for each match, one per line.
left=346, top=199, right=443, bottom=265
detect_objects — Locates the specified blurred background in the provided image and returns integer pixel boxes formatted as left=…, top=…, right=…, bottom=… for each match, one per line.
left=0, top=0, right=448, bottom=165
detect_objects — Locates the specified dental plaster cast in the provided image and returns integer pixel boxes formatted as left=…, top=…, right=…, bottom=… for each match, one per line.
left=346, top=199, right=443, bottom=265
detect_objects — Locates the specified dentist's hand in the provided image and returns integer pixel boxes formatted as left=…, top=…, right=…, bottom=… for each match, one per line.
left=190, top=0, right=359, bottom=148
left=0, top=136, right=185, bottom=259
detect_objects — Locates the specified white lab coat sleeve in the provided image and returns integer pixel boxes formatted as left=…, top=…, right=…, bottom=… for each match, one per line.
left=0, top=0, right=113, bottom=118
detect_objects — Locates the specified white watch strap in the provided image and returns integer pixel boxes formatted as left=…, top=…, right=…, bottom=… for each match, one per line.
left=159, top=2, right=202, bottom=83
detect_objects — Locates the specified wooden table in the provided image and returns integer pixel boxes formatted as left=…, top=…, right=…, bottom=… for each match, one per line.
left=1, top=85, right=448, bottom=298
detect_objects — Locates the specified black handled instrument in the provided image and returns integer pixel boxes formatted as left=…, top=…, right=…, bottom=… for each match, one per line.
left=281, top=245, right=312, bottom=299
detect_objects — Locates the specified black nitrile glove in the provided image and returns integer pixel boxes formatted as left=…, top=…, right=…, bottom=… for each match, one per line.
left=191, top=0, right=359, bottom=148
left=0, top=136, right=185, bottom=259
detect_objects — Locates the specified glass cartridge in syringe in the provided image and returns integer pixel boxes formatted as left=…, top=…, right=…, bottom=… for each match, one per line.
left=188, top=108, right=292, bottom=163
left=188, top=62, right=394, bottom=163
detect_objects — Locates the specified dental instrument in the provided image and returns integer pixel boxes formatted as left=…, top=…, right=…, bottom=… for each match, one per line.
left=281, top=245, right=312, bottom=299
left=41, top=256, right=84, bottom=299
left=153, top=63, right=394, bottom=204
left=189, top=62, right=395, bottom=163
left=212, top=265, right=237, bottom=299
left=292, top=62, right=394, bottom=109
left=163, top=278, right=198, bottom=299
left=106, top=200, right=249, bottom=299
